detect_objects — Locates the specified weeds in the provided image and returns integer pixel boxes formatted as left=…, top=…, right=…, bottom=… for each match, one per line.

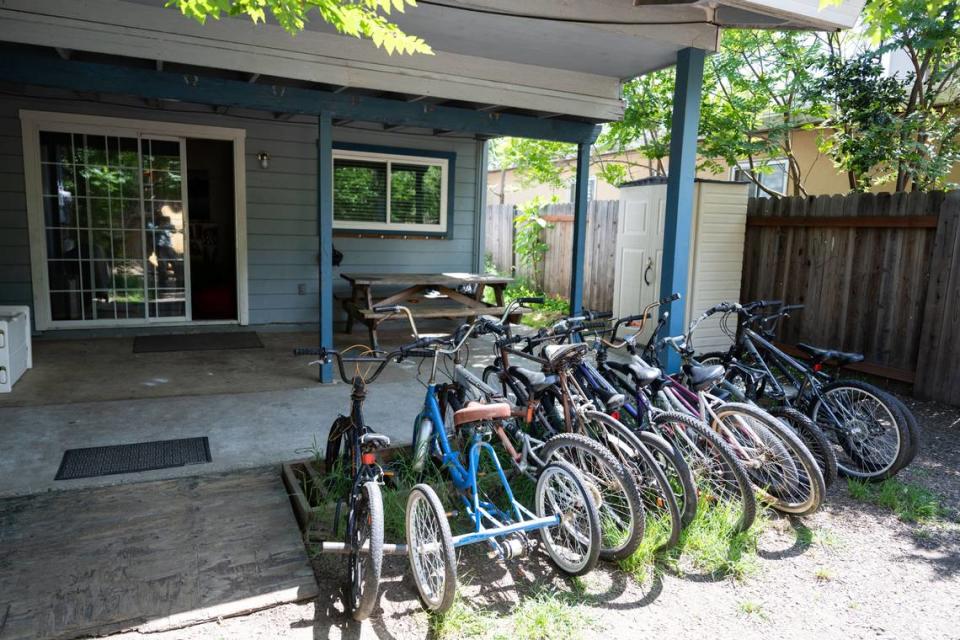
left=847, top=478, right=945, bottom=523
left=738, top=600, right=767, bottom=621
left=814, top=566, right=833, bottom=582
left=666, top=503, right=769, bottom=581
left=429, top=587, right=593, bottom=640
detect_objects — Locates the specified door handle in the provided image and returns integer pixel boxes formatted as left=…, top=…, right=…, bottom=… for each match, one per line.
left=644, top=257, right=654, bottom=286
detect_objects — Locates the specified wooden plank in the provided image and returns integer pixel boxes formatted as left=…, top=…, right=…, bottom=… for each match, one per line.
left=775, top=342, right=916, bottom=383
left=341, top=272, right=512, bottom=287
left=746, top=214, right=938, bottom=228
left=0, top=468, right=317, bottom=640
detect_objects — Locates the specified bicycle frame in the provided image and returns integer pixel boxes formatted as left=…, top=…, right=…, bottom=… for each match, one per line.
left=413, top=329, right=559, bottom=551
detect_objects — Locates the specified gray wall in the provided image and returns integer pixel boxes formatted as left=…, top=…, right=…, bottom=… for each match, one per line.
left=0, top=87, right=483, bottom=329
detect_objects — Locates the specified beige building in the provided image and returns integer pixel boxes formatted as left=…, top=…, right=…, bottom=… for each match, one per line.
left=488, top=128, right=960, bottom=205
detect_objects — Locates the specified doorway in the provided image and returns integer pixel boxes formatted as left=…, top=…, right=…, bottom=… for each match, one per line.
left=186, top=139, right=237, bottom=321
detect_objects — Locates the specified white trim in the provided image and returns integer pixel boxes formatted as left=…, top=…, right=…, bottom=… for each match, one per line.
left=20, top=110, right=249, bottom=330
left=332, top=148, right=449, bottom=234
left=731, top=158, right=789, bottom=198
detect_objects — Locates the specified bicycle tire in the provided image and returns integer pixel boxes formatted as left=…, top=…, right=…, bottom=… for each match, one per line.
left=648, top=411, right=757, bottom=532
left=348, top=481, right=384, bottom=621
left=885, top=393, right=921, bottom=472
left=536, top=460, right=602, bottom=576
left=576, top=410, right=683, bottom=551
left=768, top=406, right=839, bottom=490
left=637, top=430, right=698, bottom=529
left=809, top=379, right=912, bottom=480
left=539, top=432, right=645, bottom=561
left=406, top=484, right=457, bottom=613
left=711, top=402, right=824, bottom=516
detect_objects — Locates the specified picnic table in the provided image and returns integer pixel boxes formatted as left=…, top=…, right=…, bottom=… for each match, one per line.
left=340, top=272, right=518, bottom=348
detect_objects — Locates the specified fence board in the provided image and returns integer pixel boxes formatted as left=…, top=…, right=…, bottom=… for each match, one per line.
left=742, top=191, right=943, bottom=384
left=484, top=200, right=619, bottom=311
left=916, top=192, right=960, bottom=403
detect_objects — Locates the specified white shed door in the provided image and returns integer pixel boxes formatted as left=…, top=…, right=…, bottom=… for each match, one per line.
left=613, top=184, right=666, bottom=342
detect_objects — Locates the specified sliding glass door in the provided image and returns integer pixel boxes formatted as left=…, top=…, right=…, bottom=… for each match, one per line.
left=38, top=130, right=189, bottom=323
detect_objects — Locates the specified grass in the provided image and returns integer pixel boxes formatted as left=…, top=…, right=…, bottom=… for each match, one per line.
left=738, top=600, right=768, bottom=621
left=666, top=502, right=769, bottom=581
left=618, top=500, right=770, bottom=584
left=814, top=566, right=834, bottom=582
left=847, top=477, right=945, bottom=523
left=482, top=280, right=570, bottom=329
left=428, top=587, right=594, bottom=640
left=794, top=524, right=841, bottom=550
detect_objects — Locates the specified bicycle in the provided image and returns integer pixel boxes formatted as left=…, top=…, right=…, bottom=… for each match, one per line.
left=292, top=344, right=395, bottom=621
left=695, top=301, right=917, bottom=481
left=644, top=304, right=826, bottom=518
left=569, top=296, right=757, bottom=532
left=370, top=305, right=602, bottom=614
left=474, top=307, right=653, bottom=558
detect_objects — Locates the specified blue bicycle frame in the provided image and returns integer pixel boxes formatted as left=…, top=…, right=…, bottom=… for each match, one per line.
left=415, top=383, right=559, bottom=550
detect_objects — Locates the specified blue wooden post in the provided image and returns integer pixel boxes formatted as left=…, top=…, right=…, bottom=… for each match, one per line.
left=660, top=47, right=705, bottom=373
left=317, top=112, right=334, bottom=383
left=569, top=142, right=590, bottom=316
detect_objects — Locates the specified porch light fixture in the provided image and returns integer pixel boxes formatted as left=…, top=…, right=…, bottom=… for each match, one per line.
left=257, top=152, right=270, bottom=169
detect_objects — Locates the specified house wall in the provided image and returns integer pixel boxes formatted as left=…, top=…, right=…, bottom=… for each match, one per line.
left=0, top=87, right=482, bottom=329
left=488, top=128, right=960, bottom=206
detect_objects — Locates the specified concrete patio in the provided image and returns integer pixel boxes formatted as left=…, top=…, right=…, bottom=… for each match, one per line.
left=0, top=325, right=495, bottom=497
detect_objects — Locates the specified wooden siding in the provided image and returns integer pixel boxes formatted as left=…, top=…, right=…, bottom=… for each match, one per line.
left=0, top=89, right=481, bottom=328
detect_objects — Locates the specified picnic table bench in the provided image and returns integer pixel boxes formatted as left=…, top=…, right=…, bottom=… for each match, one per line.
left=340, top=272, right=520, bottom=349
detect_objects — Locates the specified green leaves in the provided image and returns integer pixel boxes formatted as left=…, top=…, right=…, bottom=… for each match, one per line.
left=166, top=0, right=433, bottom=55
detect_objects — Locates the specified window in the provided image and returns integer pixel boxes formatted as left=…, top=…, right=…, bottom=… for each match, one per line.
left=732, top=159, right=788, bottom=198
left=333, top=147, right=450, bottom=234
left=568, top=176, right=596, bottom=203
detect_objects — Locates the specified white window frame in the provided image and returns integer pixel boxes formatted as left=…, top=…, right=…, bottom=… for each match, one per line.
left=731, top=158, right=789, bottom=198
left=567, top=176, right=596, bottom=203
left=332, top=148, right=448, bottom=233
left=20, top=110, right=249, bottom=330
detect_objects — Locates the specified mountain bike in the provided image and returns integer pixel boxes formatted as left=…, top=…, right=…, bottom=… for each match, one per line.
left=479, top=309, right=690, bottom=551
left=645, top=308, right=826, bottom=517
left=293, top=344, right=395, bottom=621
left=695, top=301, right=917, bottom=481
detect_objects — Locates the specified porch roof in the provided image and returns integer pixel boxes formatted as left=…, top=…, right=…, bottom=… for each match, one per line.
left=0, top=0, right=865, bottom=127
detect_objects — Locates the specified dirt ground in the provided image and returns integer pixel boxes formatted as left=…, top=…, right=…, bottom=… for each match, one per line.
left=115, top=395, right=960, bottom=640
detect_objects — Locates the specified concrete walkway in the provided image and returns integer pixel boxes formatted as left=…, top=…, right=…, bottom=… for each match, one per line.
left=0, top=381, right=426, bottom=498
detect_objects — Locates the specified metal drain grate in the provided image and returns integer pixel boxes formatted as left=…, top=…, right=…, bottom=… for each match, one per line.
left=55, top=437, right=212, bottom=481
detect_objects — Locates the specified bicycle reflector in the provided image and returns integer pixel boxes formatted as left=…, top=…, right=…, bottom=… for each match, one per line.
left=362, top=452, right=376, bottom=465
left=611, top=410, right=621, bottom=421
left=813, top=363, right=823, bottom=372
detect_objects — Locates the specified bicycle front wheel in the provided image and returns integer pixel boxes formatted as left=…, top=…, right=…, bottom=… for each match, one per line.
left=539, top=433, right=644, bottom=561
left=406, top=484, right=457, bottom=613
left=648, top=411, right=757, bottom=533
left=348, top=481, right=384, bottom=621
left=711, top=402, right=824, bottom=516
left=536, top=460, right=601, bottom=576
left=577, top=410, right=683, bottom=551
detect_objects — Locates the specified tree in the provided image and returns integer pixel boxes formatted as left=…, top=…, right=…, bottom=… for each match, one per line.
left=698, top=30, right=829, bottom=197
left=816, top=49, right=906, bottom=191
left=167, top=0, right=432, bottom=55
left=861, top=0, right=960, bottom=191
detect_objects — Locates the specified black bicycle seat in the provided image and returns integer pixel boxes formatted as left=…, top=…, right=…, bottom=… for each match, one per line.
left=628, top=357, right=660, bottom=387
left=683, top=363, right=725, bottom=391
left=542, top=343, right=589, bottom=366
left=360, top=432, right=391, bottom=449
left=796, top=343, right=864, bottom=366
left=510, top=367, right=558, bottom=392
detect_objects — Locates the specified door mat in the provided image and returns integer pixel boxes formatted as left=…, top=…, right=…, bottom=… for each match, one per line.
left=133, top=332, right=263, bottom=353
left=55, top=437, right=212, bottom=480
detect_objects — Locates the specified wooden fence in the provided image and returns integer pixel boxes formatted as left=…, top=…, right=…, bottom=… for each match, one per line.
left=741, top=190, right=946, bottom=391
left=484, top=200, right=619, bottom=311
